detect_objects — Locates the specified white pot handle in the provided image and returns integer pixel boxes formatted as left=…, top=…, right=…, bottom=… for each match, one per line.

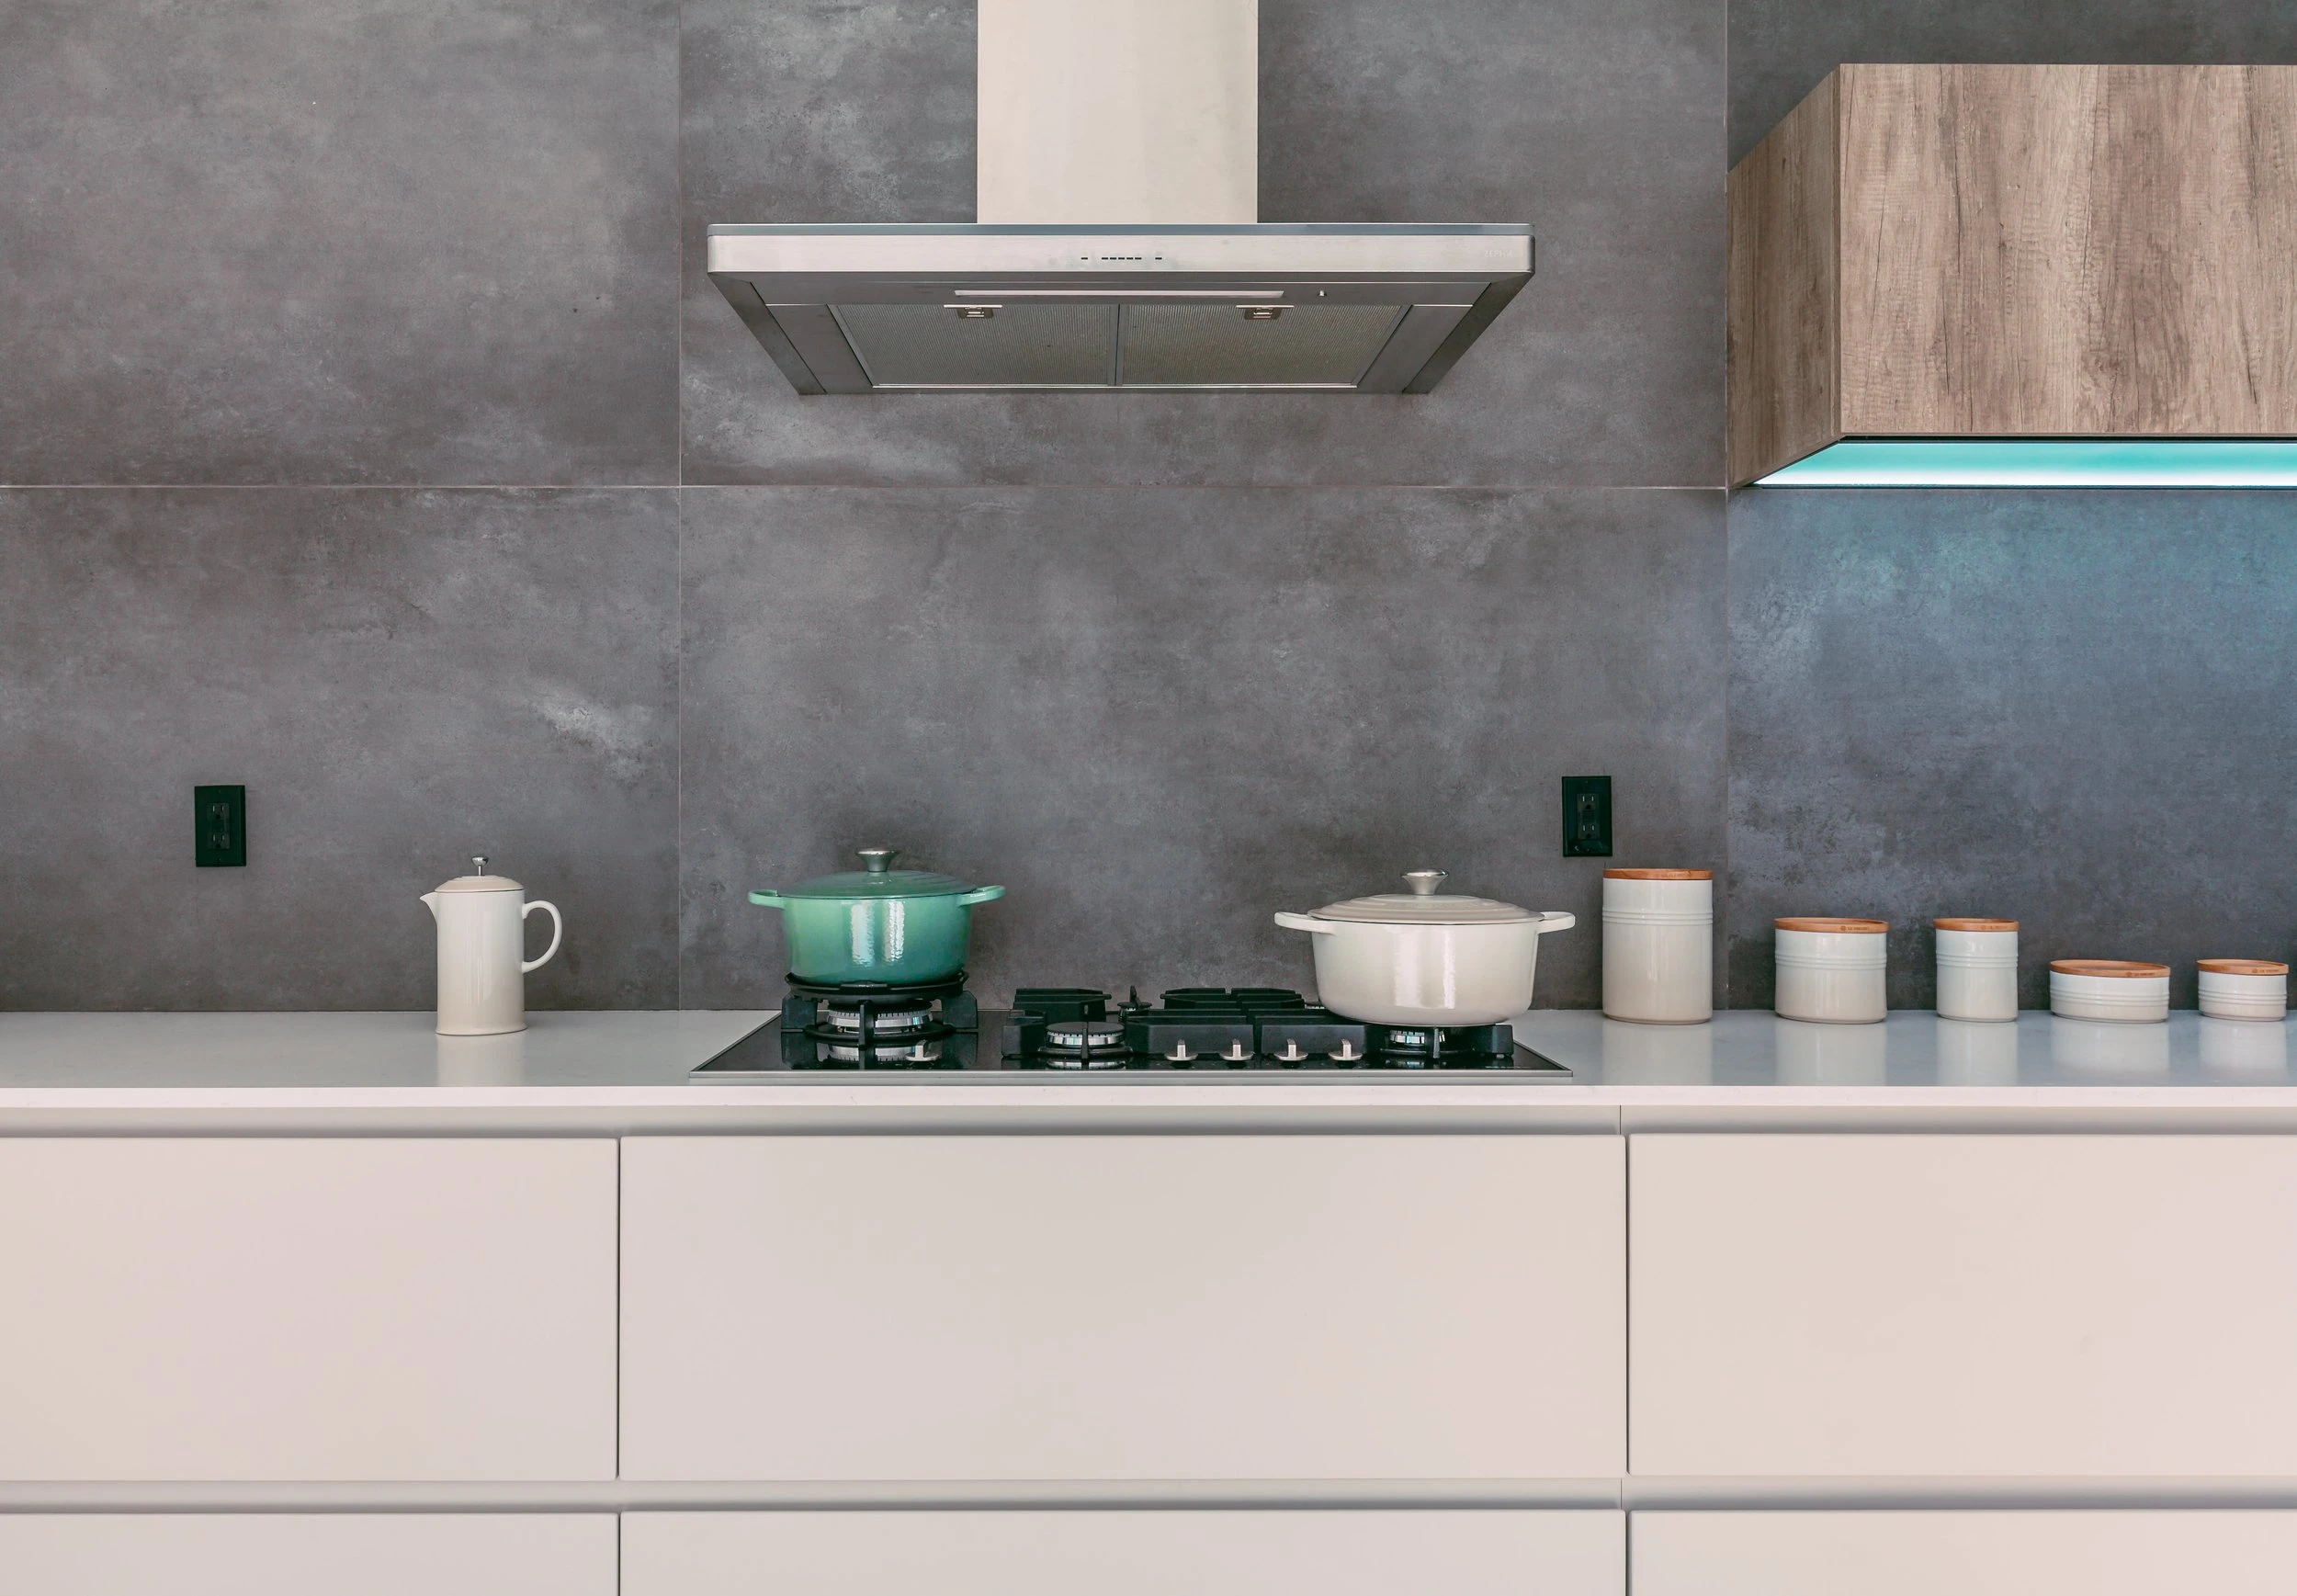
left=522, top=900, right=563, bottom=973
left=1533, top=911, right=1577, bottom=934
left=1273, top=911, right=1331, bottom=934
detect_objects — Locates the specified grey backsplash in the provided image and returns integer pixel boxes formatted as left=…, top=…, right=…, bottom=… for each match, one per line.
left=3, top=0, right=2291, bottom=1008
left=1728, top=490, right=2297, bottom=1012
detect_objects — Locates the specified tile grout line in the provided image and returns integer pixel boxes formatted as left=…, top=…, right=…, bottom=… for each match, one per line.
left=0, top=482, right=1732, bottom=494
left=674, top=0, right=686, bottom=1017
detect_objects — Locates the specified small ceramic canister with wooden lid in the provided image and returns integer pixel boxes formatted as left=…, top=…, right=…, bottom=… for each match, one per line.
left=1933, top=917, right=2019, bottom=1023
left=2050, top=960, right=2169, bottom=1024
left=1774, top=917, right=1888, bottom=1024
left=1601, top=868, right=1714, bottom=1024
left=2198, top=958, right=2288, bottom=1022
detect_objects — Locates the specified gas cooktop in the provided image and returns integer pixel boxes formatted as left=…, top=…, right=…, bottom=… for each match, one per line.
left=691, top=979, right=1574, bottom=1081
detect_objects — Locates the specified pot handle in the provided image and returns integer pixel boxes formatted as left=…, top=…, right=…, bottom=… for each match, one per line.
left=1273, top=911, right=1331, bottom=934
left=1533, top=911, right=1577, bottom=934
left=747, top=889, right=786, bottom=910
left=957, top=885, right=1006, bottom=907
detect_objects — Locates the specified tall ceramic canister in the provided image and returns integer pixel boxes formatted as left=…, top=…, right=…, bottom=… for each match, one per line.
left=1933, top=917, right=2019, bottom=1022
left=1601, top=868, right=1713, bottom=1024
left=1773, top=917, right=1888, bottom=1024
left=421, top=856, right=562, bottom=1036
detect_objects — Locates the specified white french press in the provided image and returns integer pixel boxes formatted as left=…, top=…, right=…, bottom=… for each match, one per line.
left=420, top=856, right=562, bottom=1036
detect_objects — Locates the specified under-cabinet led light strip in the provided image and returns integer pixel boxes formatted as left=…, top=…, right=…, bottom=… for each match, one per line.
left=1758, top=439, right=2297, bottom=488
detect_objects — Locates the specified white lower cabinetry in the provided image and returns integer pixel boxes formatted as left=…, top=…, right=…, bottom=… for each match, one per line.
left=0, top=1513, right=617, bottom=1596
left=1632, top=1511, right=2297, bottom=1595
left=624, top=1510, right=1624, bottom=1596
left=621, top=1134, right=1624, bottom=1481
left=0, top=1138, right=618, bottom=1480
left=1631, top=1135, right=2297, bottom=1476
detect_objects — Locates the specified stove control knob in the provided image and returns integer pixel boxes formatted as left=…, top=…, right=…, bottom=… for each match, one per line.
left=1167, top=1042, right=1195, bottom=1062
left=1223, top=1041, right=1250, bottom=1061
left=1333, top=1040, right=1360, bottom=1061
left=1278, top=1040, right=1307, bottom=1062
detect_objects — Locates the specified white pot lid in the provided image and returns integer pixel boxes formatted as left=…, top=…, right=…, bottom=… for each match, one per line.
left=1309, top=870, right=1533, bottom=925
left=431, top=855, right=523, bottom=893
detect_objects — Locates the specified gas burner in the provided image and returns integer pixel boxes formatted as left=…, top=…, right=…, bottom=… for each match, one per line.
left=1042, top=1016, right=1128, bottom=1069
left=817, top=1002, right=937, bottom=1036
left=777, top=971, right=979, bottom=1070
left=1366, top=1022, right=1513, bottom=1069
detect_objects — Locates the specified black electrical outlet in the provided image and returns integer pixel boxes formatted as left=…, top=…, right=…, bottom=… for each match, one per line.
left=194, top=784, right=246, bottom=867
left=1561, top=775, right=1612, bottom=857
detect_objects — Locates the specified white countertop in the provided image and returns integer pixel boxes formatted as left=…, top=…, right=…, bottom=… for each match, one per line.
left=0, top=1009, right=2291, bottom=1131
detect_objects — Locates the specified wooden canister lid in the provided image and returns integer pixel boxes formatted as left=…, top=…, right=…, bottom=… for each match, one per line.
left=1775, top=916, right=1887, bottom=934
left=2200, top=958, right=2289, bottom=976
left=1603, top=867, right=1712, bottom=879
left=1933, top=917, right=2018, bottom=932
left=2050, top=959, right=2169, bottom=979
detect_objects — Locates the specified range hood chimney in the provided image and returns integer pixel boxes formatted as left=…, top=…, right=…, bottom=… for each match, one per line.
left=707, top=0, right=1533, bottom=394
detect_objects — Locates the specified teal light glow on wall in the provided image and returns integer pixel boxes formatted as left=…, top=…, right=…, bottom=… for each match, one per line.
left=1757, top=440, right=2297, bottom=489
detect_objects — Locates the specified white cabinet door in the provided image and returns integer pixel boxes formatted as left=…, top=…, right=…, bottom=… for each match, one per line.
left=1631, top=1135, right=2297, bottom=1476
left=0, top=1138, right=617, bottom=1480
left=1634, top=1511, right=2297, bottom=1595
left=622, top=1135, right=1624, bottom=1481
left=625, top=1510, right=1624, bottom=1596
left=0, top=1513, right=617, bottom=1596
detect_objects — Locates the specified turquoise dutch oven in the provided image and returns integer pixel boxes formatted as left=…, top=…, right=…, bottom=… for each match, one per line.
left=750, top=848, right=1005, bottom=985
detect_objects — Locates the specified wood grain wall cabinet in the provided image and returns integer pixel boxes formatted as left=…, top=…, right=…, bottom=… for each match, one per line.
left=1727, top=64, right=2297, bottom=485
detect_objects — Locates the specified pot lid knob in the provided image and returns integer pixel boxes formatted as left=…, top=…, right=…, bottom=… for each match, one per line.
left=857, top=847, right=897, bottom=873
left=1403, top=869, right=1448, bottom=897
left=470, top=855, right=488, bottom=877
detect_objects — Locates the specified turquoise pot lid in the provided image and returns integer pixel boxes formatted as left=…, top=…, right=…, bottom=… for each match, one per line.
left=780, top=848, right=983, bottom=900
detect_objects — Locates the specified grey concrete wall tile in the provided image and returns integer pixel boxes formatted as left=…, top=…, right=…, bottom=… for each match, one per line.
left=680, top=486, right=1726, bottom=1010
left=0, top=0, right=680, bottom=485
left=683, top=0, right=1723, bottom=488
left=0, top=488, right=679, bottom=1009
left=1726, top=490, right=2297, bottom=1011
left=1730, top=0, right=2297, bottom=164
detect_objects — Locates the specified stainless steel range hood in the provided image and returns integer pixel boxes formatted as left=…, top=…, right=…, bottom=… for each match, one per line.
left=707, top=2, right=1533, bottom=395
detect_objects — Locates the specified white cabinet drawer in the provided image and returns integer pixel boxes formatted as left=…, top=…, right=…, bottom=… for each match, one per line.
left=1634, top=1511, right=2297, bottom=1595
left=625, top=1509, right=1624, bottom=1596
left=1631, top=1135, right=2297, bottom=1476
left=622, top=1134, right=1624, bottom=1481
left=0, top=1138, right=617, bottom=1480
left=0, top=1513, right=617, bottom=1596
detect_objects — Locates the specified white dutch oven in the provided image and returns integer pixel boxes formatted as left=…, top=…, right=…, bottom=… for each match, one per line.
left=1274, top=870, right=1575, bottom=1026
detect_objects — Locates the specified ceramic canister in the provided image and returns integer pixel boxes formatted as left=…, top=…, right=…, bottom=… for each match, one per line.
left=1774, top=917, right=1888, bottom=1024
left=1933, top=917, right=2019, bottom=1023
left=2049, top=959, right=2170, bottom=1024
left=2198, top=958, right=2289, bottom=1022
left=1601, top=868, right=1714, bottom=1024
